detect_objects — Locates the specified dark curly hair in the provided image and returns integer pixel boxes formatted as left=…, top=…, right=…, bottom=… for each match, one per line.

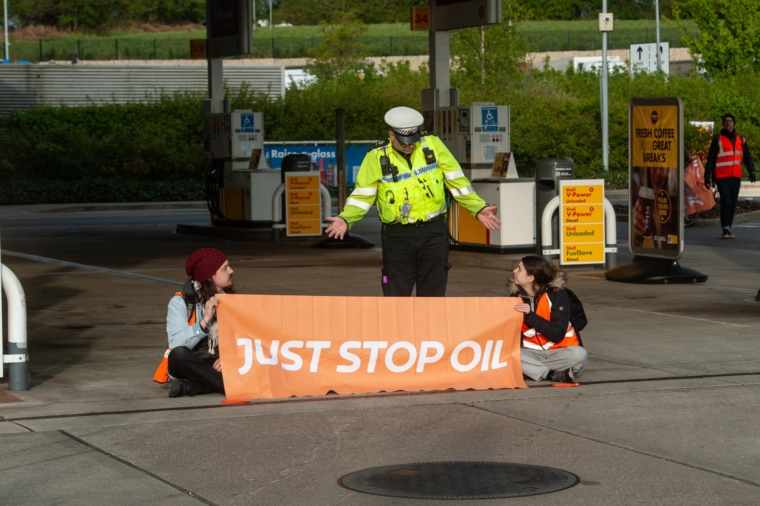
left=182, top=277, right=236, bottom=305
left=521, top=255, right=557, bottom=289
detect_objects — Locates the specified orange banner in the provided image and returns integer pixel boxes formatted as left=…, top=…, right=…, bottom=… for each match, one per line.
left=217, top=295, right=527, bottom=400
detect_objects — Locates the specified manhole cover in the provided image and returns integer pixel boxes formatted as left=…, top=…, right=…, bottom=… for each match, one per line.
left=339, top=461, right=579, bottom=500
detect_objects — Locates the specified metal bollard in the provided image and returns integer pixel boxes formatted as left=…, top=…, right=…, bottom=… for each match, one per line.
left=540, top=195, right=560, bottom=262
left=2, top=264, right=29, bottom=391
left=603, top=198, right=618, bottom=269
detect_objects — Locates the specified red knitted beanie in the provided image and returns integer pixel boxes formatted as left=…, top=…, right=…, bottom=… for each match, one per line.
left=185, top=248, right=227, bottom=282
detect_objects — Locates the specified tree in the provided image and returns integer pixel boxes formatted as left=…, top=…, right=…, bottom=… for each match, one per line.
left=450, top=7, right=533, bottom=100
left=673, top=0, right=760, bottom=75
left=305, top=11, right=371, bottom=81
left=520, top=0, right=592, bottom=20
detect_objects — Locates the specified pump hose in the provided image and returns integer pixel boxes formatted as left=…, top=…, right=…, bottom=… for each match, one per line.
left=205, top=165, right=225, bottom=221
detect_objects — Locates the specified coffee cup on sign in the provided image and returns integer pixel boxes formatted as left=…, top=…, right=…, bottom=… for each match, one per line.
left=634, top=186, right=655, bottom=246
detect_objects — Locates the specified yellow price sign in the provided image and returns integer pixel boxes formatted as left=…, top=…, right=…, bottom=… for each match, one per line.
left=562, top=184, right=604, bottom=205
left=563, top=224, right=605, bottom=244
left=288, top=220, right=322, bottom=236
left=562, top=243, right=605, bottom=264
left=287, top=191, right=320, bottom=206
left=286, top=175, right=320, bottom=191
left=562, top=205, right=604, bottom=224
left=287, top=205, right=320, bottom=220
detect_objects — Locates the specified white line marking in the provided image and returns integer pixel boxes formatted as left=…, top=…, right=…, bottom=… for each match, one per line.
left=609, top=306, right=750, bottom=328
left=700, top=285, right=757, bottom=294
left=1, top=250, right=182, bottom=286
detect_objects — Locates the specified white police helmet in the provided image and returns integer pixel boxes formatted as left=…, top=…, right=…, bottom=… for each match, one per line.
left=385, top=106, right=424, bottom=145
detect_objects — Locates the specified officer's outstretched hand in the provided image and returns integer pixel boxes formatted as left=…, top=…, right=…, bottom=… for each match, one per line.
left=477, top=206, right=501, bottom=230
left=325, top=216, right=348, bottom=240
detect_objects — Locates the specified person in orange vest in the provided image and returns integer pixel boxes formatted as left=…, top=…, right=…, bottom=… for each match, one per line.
left=705, top=114, right=756, bottom=239
left=159, top=248, right=235, bottom=397
left=508, top=256, right=587, bottom=383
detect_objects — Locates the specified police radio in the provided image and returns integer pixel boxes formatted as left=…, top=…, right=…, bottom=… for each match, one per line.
left=422, top=146, right=437, bottom=165
left=380, top=153, right=399, bottom=183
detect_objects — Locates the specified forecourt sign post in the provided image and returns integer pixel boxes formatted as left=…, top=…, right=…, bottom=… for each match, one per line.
left=285, top=173, right=322, bottom=237
left=217, top=295, right=527, bottom=400
left=606, top=97, right=706, bottom=283
left=560, top=179, right=606, bottom=266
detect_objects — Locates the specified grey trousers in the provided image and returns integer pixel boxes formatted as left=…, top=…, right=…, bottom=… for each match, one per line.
left=521, top=346, right=588, bottom=381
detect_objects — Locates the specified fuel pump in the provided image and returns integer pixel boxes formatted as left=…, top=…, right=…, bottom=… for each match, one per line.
left=434, top=103, right=534, bottom=252
left=204, top=110, right=280, bottom=224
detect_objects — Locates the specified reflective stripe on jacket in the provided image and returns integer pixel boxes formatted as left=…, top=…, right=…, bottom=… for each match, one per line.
left=339, top=135, right=486, bottom=227
left=522, top=291, right=579, bottom=350
left=715, top=134, right=744, bottom=179
left=154, top=291, right=198, bottom=383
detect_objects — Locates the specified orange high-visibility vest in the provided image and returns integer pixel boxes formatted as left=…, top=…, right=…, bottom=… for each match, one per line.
left=153, top=292, right=196, bottom=384
left=521, top=291, right=579, bottom=350
left=715, top=134, right=744, bottom=179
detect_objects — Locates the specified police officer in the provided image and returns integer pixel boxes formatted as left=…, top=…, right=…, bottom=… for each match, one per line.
left=325, top=106, right=500, bottom=296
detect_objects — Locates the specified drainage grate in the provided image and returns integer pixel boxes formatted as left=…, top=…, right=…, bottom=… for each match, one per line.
left=338, top=461, right=579, bottom=500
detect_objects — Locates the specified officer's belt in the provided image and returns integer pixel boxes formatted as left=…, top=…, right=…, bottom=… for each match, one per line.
left=385, top=213, right=447, bottom=227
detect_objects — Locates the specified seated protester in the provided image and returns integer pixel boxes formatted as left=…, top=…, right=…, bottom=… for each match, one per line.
left=165, top=248, right=235, bottom=397
left=508, top=255, right=587, bottom=383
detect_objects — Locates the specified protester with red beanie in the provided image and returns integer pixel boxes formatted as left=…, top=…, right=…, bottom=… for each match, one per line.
left=164, top=248, right=235, bottom=397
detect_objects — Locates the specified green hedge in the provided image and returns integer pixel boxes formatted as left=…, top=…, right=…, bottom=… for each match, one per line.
left=2, top=63, right=759, bottom=205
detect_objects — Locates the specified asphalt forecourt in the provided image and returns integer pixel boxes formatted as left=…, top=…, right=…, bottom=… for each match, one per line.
left=0, top=206, right=759, bottom=504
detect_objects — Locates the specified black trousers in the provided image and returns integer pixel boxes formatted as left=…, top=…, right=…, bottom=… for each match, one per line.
left=715, top=177, right=741, bottom=229
left=168, top=346, right=225, bottom=394
left=381, top=217, right=450, bottom=297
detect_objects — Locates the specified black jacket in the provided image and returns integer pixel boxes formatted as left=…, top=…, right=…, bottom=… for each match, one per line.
left=507, top=272, right=574, bottom=345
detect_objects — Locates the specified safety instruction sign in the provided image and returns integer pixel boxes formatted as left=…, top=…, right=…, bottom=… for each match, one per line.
left=560, top=180, right=605, bottom=265
left=286, top=174, right=321, bottom=236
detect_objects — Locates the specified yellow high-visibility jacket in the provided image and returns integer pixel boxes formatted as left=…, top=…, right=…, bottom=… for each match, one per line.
left=339, top=135, right=487, bottom=227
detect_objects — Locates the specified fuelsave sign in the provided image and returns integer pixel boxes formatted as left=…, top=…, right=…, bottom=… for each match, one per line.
left=217, top=295, right=527, bottom=399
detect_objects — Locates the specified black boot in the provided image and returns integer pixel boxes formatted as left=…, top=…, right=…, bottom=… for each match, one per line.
left=187, top=381, right=214, bottom=396
left=547, top=369, right=573, bottom=383
left=168, top=378, right=212, bottom=397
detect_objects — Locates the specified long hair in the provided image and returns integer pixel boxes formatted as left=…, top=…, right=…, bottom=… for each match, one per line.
left=521, top=255, right=557, bottom=290
left=184, top=277, right=236, bottom=305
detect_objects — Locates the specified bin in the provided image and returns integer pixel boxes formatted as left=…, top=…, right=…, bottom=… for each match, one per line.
left=280, top=154, right=312, bottom=182
left=535, top=158, right=574, bottom=255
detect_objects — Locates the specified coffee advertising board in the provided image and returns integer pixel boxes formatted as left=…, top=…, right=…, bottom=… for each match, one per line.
left=629, top=97, right=684, bottom=260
